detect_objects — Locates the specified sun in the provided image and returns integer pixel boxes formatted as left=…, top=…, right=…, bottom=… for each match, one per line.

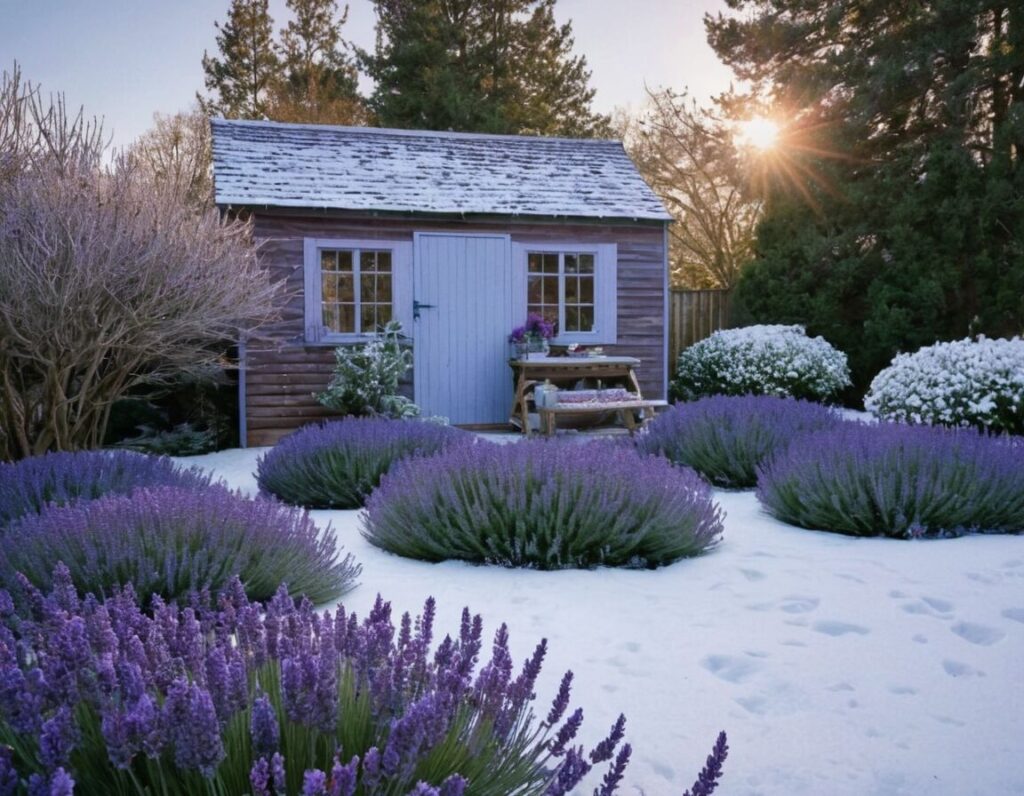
left=735, top=117, right=781, bottom=151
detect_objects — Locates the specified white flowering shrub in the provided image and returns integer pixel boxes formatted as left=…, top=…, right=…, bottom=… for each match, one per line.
left=672, top=324, right=851, bottom=402
left=865, top=337, right=1024, bottom=435
left=317, top=320, right=420, bottom=418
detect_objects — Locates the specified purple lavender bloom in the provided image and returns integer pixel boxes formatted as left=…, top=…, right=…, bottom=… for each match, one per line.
left=329, top=755, right=359, bottom=796
left=0, top=449, right=214, bottom=527
left=271, top=753, right=287, bottom=793
left=362, top=747, right=382, bottom=790
left=163, top=678, right=225, bottom=777
left=596, top=743, right=632, bottom=796
left=0, top=485, right=359, bottom=605
left=589, top=714, right=626, bottom=764
left=439, top=774, right=466, bottom=796
left=546, top=671, right=573, bottom=726
left=637, top=394, right=844, bottom=488
left=549, top=708, right=584, bottom=757
left=256, top=417, right=469, bottom=510
left=544, top=747, right=591, bottom=795
left=364, top=439, right=724, bottom=569
left=303, top=768, right=328, bottom=795
left=250, top=757, right=271, bottom=796
left=250, top=693, right=280, bottom=759
left=0, top=746, right=19, bottom=796
left=47, top=769, right=74, bottom=796
left=683, top=731, right=729, bottom=796
left=407, top=784, right=439, bottom=796
left=757, top=423, right=1024, bottom=537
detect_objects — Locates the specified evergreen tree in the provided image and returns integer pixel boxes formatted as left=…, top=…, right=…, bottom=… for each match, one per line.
left=707, top=0, right=1024, bottom=396
left=273, top=0, right=368, bottom=125
left=200, top=0, right=279, bottom=118
left=362, top=0, right=609, bottom=136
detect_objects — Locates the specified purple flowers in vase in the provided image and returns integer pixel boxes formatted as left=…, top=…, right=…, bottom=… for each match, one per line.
left=510, top=313, right=556, bottom=359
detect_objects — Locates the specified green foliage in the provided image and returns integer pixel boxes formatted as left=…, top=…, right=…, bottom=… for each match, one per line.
left=317, top=320, right=420, bottom=418
left=362, top=0, right=610, bottom=136
left=200, top=0, right=280, bottom=118
left=709, top=0, right=1024, bottom=397
left=112, top=423, right=218, bottom=456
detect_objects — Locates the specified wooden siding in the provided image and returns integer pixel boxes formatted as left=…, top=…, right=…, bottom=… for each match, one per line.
left=243, top=213, right=666, bottom=446
left=669, top=288, right=734, bottom=367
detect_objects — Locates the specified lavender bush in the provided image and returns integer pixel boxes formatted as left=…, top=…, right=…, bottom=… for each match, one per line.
left=757, top=423, right=1024, bottom=538
left=0, top=567, right=725, bottom=795
left=363, top=440, right=724, bottom=568
left=638, top=396, right=844, bottom=488
left=256, top=418, right=468, bottom=509
left=0, top=450, right=214, bottom=528
left=0, top=486, right=358, bottom=604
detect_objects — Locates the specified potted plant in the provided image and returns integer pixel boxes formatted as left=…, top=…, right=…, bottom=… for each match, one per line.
left=510, top=313, right=556, bottom=359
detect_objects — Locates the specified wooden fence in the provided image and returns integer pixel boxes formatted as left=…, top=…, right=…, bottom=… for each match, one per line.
left=669, top=288, right=733, bottom=366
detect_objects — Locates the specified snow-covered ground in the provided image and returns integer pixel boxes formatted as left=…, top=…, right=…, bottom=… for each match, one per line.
left=180, top=446, right=1024, bottom=796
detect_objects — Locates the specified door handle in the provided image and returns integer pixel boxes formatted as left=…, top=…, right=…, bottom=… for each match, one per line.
left=413, top=300, right=437, bottom=319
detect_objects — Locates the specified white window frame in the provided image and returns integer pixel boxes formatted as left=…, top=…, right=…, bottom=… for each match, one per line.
left=512, top=241, right=617, bottom=345
left=303, top=237, right=413, bottom=344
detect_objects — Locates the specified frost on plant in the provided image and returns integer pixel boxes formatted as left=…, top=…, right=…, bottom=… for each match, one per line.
left=317, top=320, right=420, bottom=418
left=672, top=324, right=851, bottom=402
left=865, top=336, right=1024, bottom=435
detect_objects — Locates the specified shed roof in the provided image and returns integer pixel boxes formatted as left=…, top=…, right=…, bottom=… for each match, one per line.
left=211, top=119, right=671, bottom=222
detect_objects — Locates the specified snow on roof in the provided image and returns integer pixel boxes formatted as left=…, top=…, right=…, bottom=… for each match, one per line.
left=211, top=119, right=671, bottom=221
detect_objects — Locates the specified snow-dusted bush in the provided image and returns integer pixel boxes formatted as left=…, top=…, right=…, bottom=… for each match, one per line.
left=637, top=395, right=844, bottom=488
left=757, top=423, right=1024, bottom=538
left=865, top=337, right=1024, bottom=435
left=672, top=325, right=851, bottom=402
left=363, top=439, right=724, bottom=569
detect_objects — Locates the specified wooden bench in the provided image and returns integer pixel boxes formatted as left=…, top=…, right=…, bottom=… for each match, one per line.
left=537, top=399, right=668, bottom=437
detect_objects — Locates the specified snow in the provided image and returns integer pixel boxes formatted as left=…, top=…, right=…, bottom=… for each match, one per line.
left=179, top=446, right=1024, bottom=796
left=211, top=119, right=672, bottom=221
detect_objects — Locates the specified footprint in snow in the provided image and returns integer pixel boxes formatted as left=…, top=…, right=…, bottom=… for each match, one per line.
left=942, top=659, right=985, bottom=678
left=1001, top=607, right=1024, bottom=624
left=701, top=654, right=762, bottom=683
left=888, top=685, right=917, bottom=696
left=950, top=621, right=1004, bottom=646
left=920, top=596, right=954, bottom=613
left=812, top=620, right=870, bottom=637
left=738, top=568, right=766, bottom=582
left=779, top=595, right=820, bottom=614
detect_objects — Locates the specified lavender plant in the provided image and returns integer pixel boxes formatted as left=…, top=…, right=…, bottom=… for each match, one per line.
left=637, top=396, right=844, bottom=488
left=0, top=450, right=214, bottom=528
left=0, top=486, right=359, bottom=604
left=0, top=566, right=726, bottom=795
left=757, top=423, right=1024, bottom=537
left=257, top=418, right=469, bottom=509
left=363, top=440, right=724, bottom=568
left=672, top=325, right=851, bottom=402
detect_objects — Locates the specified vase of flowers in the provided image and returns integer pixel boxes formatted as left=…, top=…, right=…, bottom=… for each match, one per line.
left=510, top=313, right=556, bottom=359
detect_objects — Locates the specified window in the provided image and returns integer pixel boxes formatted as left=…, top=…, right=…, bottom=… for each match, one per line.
left=517, top=243, right=616, bottom=344
left=304, top=238, right=411, bottom=343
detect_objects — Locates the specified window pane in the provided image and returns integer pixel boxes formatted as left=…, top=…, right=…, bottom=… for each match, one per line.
left=377, top=304, right=392, bottom=325
left=542, top=253, right=559, bottom=274
left=542, top=276, right=557, bottom=304
left=338, top=273, right=354, bottom=302
left=360, top=250, right=377, bottom=272
left=320, top=250, right=337, bottom=271
left=578, top=254, right=594, bottom=274
left=578, top=305, right=594, bottom=331
left=565, top=306, right=579, bottom=331
left=528, top=252, right=544, bottom=273
left=322, top=303, right=338, bottom=332
left=527, top=275, right=543, bottom=304
left=579, top=276, right=594, bottom=304
left=361, top=307, right=377, bottom=333
left=376, top=251, right=391, bottom=272
left=361, top=273, right=376, bottom=303
left=337, top=250, right=353, bottom=272
left=565, top=276, right=578, bottom=304
left=565, top=254, right=579, bottom=274
left=339, top=304, right=355, bottom=333
left=376, top=274, right=392, bottom=302
left=322, top=272, right=337, bottom=302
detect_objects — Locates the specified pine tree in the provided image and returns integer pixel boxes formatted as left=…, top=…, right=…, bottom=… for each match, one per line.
left=200, top=0, right=279, bottom=118
left=362, top=0, right=609, bottom=136
left=272, top=0, right=368, bottom=125
left=707, top=0, right=1024, bottom=396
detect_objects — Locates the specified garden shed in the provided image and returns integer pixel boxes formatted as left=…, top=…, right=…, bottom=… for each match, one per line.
left=211, top=119, right=671, bottom=446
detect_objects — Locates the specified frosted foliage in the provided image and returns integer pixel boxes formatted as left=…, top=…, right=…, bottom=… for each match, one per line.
left=673, top=325, right=851, bottom=402
left=865, top=337, right=1024, bottom=434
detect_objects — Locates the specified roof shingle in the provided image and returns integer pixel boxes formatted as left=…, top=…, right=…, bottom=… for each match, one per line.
left=211, top=119, right=671, bottom=221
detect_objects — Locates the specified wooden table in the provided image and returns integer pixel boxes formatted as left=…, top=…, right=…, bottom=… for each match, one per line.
left=508, top=356, right=645, bottom=434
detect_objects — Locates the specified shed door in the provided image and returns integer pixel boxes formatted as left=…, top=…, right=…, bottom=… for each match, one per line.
left=413, top=233, right=513, bottom=424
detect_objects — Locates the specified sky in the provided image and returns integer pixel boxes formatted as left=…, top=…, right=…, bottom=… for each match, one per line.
left=0, top=0, right=736, bottom=148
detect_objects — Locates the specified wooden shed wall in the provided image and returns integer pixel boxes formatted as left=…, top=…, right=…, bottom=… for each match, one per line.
left=243, top=213, right=666, bottom=446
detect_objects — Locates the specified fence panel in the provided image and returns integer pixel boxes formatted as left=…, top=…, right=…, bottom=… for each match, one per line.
left=669, top=288, right=733, bottom=366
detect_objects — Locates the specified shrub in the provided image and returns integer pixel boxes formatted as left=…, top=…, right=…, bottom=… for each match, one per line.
left=0, top=486, right=359, bottom=604
left=113, top=422, right=218, bottom=456
left=0, top=568, right=725, bottom=795
left=638, top=396, right=844, bottom=488
left=256, top=418, right=468, bottom=509
left=317, top=320, right=420, bottom=418
left=0, top=449, right=214, bottom=528
left=363, top=440, right=724, bottom=568
left=757, top=423, right=1024, bottom=538
left=672, top=324, right=851, bottom=402
left=865, top=337, right=1024, bottom=435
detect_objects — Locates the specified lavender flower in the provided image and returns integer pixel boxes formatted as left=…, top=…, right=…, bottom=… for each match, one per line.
left=256, top=417, right=469, bottom=509
left=250, top=757, right=271, bottom=796
left=683, top=731, right=729, bottom=796
left=364, top=439, right=724, bottom=569
left=329, top=754, right=359, bottom=796
left=596, top=743, right=632, bottom=796
left=549, top=708, right=584, bottom=757
left=637, top=395, right=844, bottom=488
left=163, top=678, right=225, bottom=777
left=0, top=485, right=359, bottom=605
left=757, top=423, right=1024, bottom=537
left=590, top=714, right=626, bottom=764
left=271, top=753, right=287, bottom=793
left=250, top=693, right=280, bottom=759
left=48, top=769, right=74, bottom=796
left=302, top=768, right=328, bottom=795
left=0, top=747, right=18, bottom=796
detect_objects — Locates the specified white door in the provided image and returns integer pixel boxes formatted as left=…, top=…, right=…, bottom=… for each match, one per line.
left=413, top=233, right=513, bottom=424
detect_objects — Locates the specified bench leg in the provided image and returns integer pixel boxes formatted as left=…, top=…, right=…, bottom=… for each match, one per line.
left=620, top=408, right=637, bottom=435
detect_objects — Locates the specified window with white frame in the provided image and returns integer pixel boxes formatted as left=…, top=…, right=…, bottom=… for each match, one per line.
left=517, top=243, right=616, bottom=344
left=304, top=238, right=411, bottom=343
